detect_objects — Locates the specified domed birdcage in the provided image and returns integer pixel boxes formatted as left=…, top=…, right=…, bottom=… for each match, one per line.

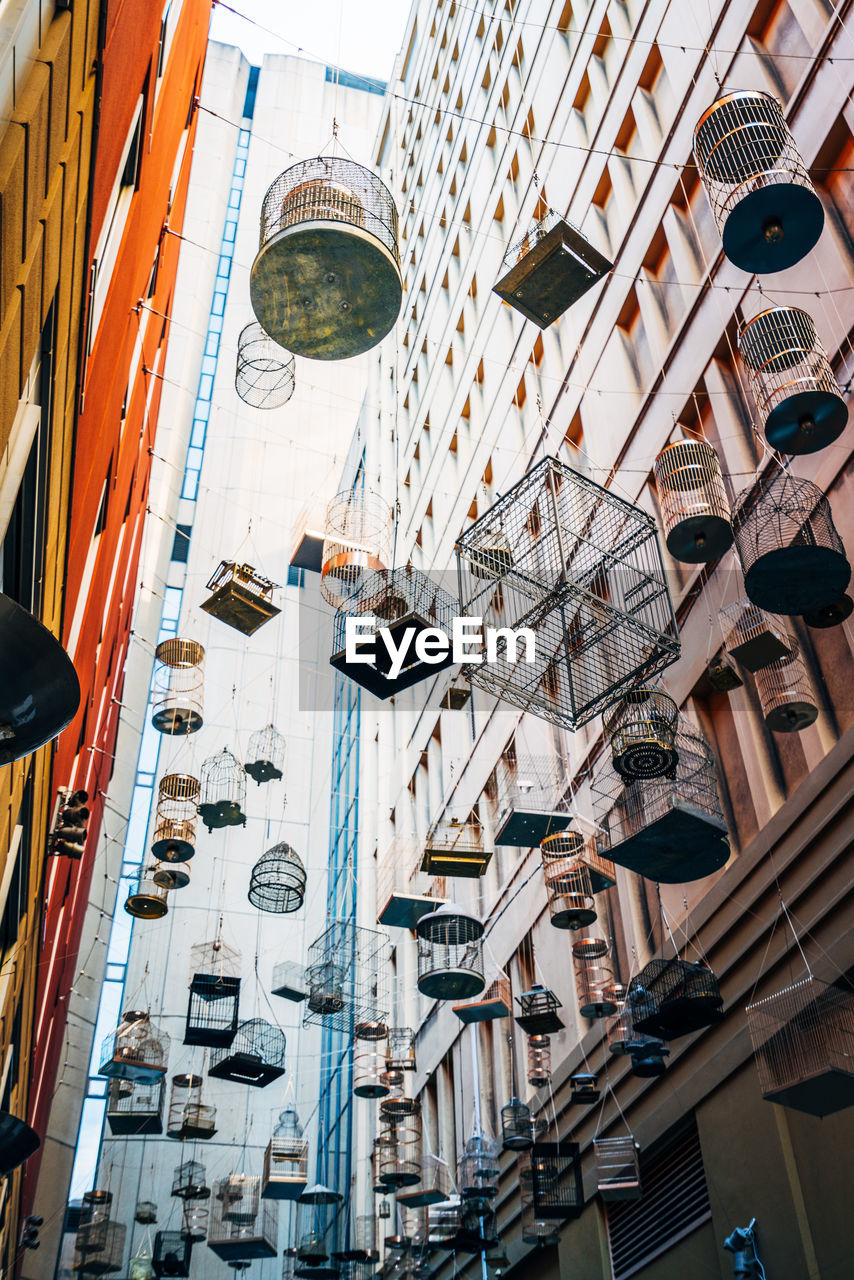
left=755, top=640, right=819, bottom=733
left=151, top=774, right=200, bottom=863
left=151, top=639, right=204, bottom=735
left=594, top=1135, right=642, bottom=1201
left=732, top=473, right=850, bottom=616
left=501, top=1097, right=533, bottom=1151
left=99, top=1011, right=169, bottom=1083
left=245, top=724, right=287, bottom=785
left=573, top=935, right=619, bottom=1019
left=653, top=439, right=733, bottom=564
left=738, top=306, right=848, bottom=455
left=804, top=592, right=854, bottom=629
left=251, top=156, right=402, bottom=360
left=603, top=687, right=679, bottom=782
left=208, top=1018, right=287, bottom=1087
left=235, top=322, right=295, bottom=408
left=628, top=958, right=724, bottom=1040
left=540, top=833, right=597, bottom=930
left=354, top=1040, right=390, bottom=1099
left=125, top=875, right=169, bottom=920
left=416, top=904, right=485, bottom=1000
left=527, top=1035, right=551, bottom=1088
left=249, top=842, right=306, bottom=913
left=720, top=597, right=795, bottom=673
left=167, top=1074, right=217, bottom=1140
left=172, top=1161, right=210, bottom=1201
left=570, top=1072, right=599, bottom=1105
left=320, top=488, right=392, bottom=609
left=199, top=749, right=246, bottom=831
left=459, top=1134, right=500, bottom=1206
left=0, top=592, right=80, bottom=765
left=262, top=1107, right=308, bottom=1200
left=692, top=89, right=824, bottom=274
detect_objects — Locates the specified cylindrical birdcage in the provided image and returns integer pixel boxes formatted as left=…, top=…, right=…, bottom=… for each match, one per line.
left=199, top=749, right=246, bottom=831
left=604, top=687, right=679, bottom=781
left=372, top=1132, right=397, bottom=1193
left=151, top=774, right=199, bottom=863
left=152, top=861, right=191, bottom=891
left=607, top=1003, right=669, bottom=1077
left=245, top=724, right=287, bottom=785
left=755, top=639, right=818, bottom=732
left=459, top=1134, right=500, bottom=1204
left=692, top=89, right=824, bottom=274
left=353, top=1042, right=390, bottom=1099
left=732, top=473, right=850, bottom=616
left=738, top=307, right=848, bottom=455
left=415, top=904, right=485, bottom=1000
left=306, top=959, right=346, bottom=1015
left=501, top=1097, right=533, bottom=1151
left=235, top=322, right=295, bottom=409
left=320, top=488, right=392, bottom=609
left=653, top=439, right=733, bottom=563
left=379, top=1120, right=421, bottom=1188
left=804, top=592, right=854, bottom=629
left=540, top=833, right=596, bottom=930
left=248, top=842, right=306, bottom=913
left=135, top=1202, right=157, bottom=1225
left=518, top=1161, right=560, bottom=1247
left=251, top=156, right=402, bottom=360
left=379, top=1072, right=420, bottom=1121
left=124, top=876, right=169, bottom=920
left=151, top=639, right=204, bottom=734
left=167, top=1074, right=217, bottom=1141
left=527, top=1035, right=551, bottom=1087
left=573, top=935, right=619, bottom=1019
left=172, top=1161, right=210, bottom=1201
left=181, top=1204, right=208, bottom=1241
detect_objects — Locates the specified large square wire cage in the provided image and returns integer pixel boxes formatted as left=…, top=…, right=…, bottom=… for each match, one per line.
left=106, top=1078, right=164, bottom=1136
left=628, top=958, right=724, bottom=1040
left=746, top=977, right=854, bottom=1117
left=303, top=921, right=390, bottom=1036
left=528, top=1142, right=584, bottom=1221
left=455, top=458, right=679, bottom=730
left=73, top=1221, right=126, bottom=1275
left=514, top=984, right=564, bottom=1035
left=493, top=751, right=573, bottom=847
left=208, top=1178, right=277, bottom=1261
left=208, top=1018, right=286, bottom=1087
left=593, top=1136, right=642, bottom=1201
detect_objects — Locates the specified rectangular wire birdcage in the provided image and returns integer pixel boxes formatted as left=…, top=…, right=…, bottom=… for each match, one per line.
left=106, top=1078, right=164, bottom=1136
left=594, top=1136, right=642, bottom=1200
left=200, top=562, right=281, bottom=636
left=453, top=975, right=512, bottom=1024
left=421, top=815, right=492, bottom=879
left=303, top=921, right=390, bottom=1035
left=455, top=458, right=679, bottom=730
left=377, top=837, right=442, bottom=929
left=207, top=1186, right=277, bottom=1261
left=529, top=1142, right=584, bottom=1220
left=494, top=752, right=573, bottom=847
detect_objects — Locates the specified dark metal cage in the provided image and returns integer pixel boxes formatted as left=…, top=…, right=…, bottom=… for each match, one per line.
left=245, top=723, right=287, bottom=785
left=235, top=322, right=295, bottom=409
left=99, top=1011, right=169, bottom=1083
left=151, top=773, right=199, bottom=863
left=493, top=209, right=612, bottom=328
left=653, top=439, right=733, bottom=564
left=151, top=638, right=204, bottom=735
left=459, top=1134, right=500, bottom=1205
left=185, top=974, right=240, bottom=1048
left=607, top=1005, right=670, bottom=1077
left=628, top=958, right=724, bottom=1040
left=755, top=640, right=819, bottom=733
left=529, top=1142, right=584, bottom=1220
left=501, top=1096, right=533, bottom=1151
left=167, top=1074, right=217, bottom=1140
left=172, top=1161, right=210, bottom=1201
left=106, top=1077, right=164, bottom=1135
left=199, top=748, right=247, bottom=830
left=746, top=977, right=854, bottom=1116
left=514, top=985, right=564, bottom=1035
left=201, top=562, right=281, bottom=636
left=303, top=920, right=390, bottom=1034
left=603, top=686, right=679, bottom=781
left=594, top=1136, right=642, bottom=1201
left=73, top=1219, right=126, bottom=1275
left=415, top=904, right=485, bottom=1000
left=153, top=1232, right=193, bottom=1278
left=249, top=842, right=306, bottom=913
left=208, top=1018, right=287, bottom=1086
left=455, top=457, right=679, bottom=730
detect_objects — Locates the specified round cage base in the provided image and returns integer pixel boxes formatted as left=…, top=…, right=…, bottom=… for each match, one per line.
left=612, top=741, right=678, bottom=782
left=579, top=996, right=619, bottom=1019
left=199, top=801, right=246, bottom=831
left=743, top=546, right=851, bottom=616
left=764, top=388, right=848, bottom=456
left=417, top=968, right=486, bottom=1001
left=244, top=758, right=283, bottom=785
left=503, top=1133, right=533, bottom=1152
left=379, top=1098, right=419, bottom=1120
left=151, top=836, right=194, bottom=863
left=380, top=1171, right=421, bottom=1189
left=153, top=865, right=190, bottom=890
left=631, top=1053, right=668, bottom=1078
left=354, top=1081, right=390, bottom=1099
left=354, top=1020, right=389, bottom=1041
left=250, top=224, right=402, bottom=361
left=666, top=513, right=733, bottom=564
left=152, top=707, right=203, bottom=735
left=125, top=891, right=168, bottom=920
left=804, top=592, right=853, bottom=628
left=549, top=898, right=597, bottom=930
left=764, top=697, right=818, bottom=733
left=721, top=181, right=824, bottom=275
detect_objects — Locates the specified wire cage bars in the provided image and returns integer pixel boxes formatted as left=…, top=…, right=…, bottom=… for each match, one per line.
left=208, top=1178, right=278, bottom=1260
left=208, top=1018, right=287, bottom=1087
left=354, top=1041, right=390, bottom=1099
left=185, top=976, right=240, bottom=1050
left=73, top=1220, right=126, bottom=1275
left=152, top=858, right=191, bottom=892
left=493, top=209, right=612, bottom=328
left=653, top=439, right=733, bottom=564
left=421, top=814, right=492, bottom=879
left=628, top=958, right=724, bottom=1039
left=755, top=639, right=819, bottom=733
left=245, top=723, right=287, bottom=785
left=99, top=1011, right=169, bottom=1083
left=136, top=1202, right=157, bottom=1225
left=251, top=155, right=402, bottom=360
left=379, top=1119, right=422, bottom=1189
left=167, top=1074, right=217, bottom=1140
left=455, top=457, right=679, bottom=731
left=527, top=1035, right=551, bottom=1087
left=494, top=750, right=573, bottom=847
left=199, top=749, right=247, bottom=830
left=568, top=1070, right=599, bottom=1105
left=594, top=1136, right=642, bottom=1200
left=732, top=473, right=850, bottom=616
left=501, top=1096, right=534, bottom=1151
left=692, top=89, right=824, bottom=274
left=573, top=934, right=619, bottom=1019
left=201, top=562, right=281, bottom=636
left=416, top=904, right=486, bottom=1000
left=396, top=1154, right=453, bottom=1208
left=153, top=1232, right=193, bottom=1278
left=124, top=875, right=170, bottom=920
left=249, top=842, right=306, bottom=913
left=387, top=1027, right=417, bottom=1072
left=303, top=920, right=390, bottom=1035
left=738, top=306, right=848, bottom=455
left=151, top=774, right=199, bottom=863
left=529, top=1142, right=584, bottom=1221
left=181, top=1204, right=208, bottom=1242
left=459, top=1134, right=500, bottom=1205
left=321, top=487, right=392, bottom=610
left=271, top=960, right=308, bottom=1003
left=262, top=1107, right=309, bottom=1199
left=235, top=322, right=295, bottom=409
left=603, top=686, right=679, bottom=782
left=515, top=984, right=564, bottom=1035
left=453, top=973, right=512, bottom=1023
left=746, top=977, right=854, bottom=1116
left=720, top=597, right=795, bottom=673
left=379, top=1067, right=421, bottom=1121
left=106, top=1078, right=164, bottom=1135
left=151, top=639, right=204, bottom=734
left=540, top=833, right=597, bottom=930
left=172, top=1161, right=210, bottom=1201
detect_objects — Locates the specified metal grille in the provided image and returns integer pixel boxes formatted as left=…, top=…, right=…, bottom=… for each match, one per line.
left=746, top=977, right=854, bottom=1115
left=754, top=639, right=818, bottom=733
left=653, top=439, right=732, bottom=564
left=455, top=457, right=678, bottom=730
left=321, top=488, right=392, bottom=609
left=303, top=920, right=390, bottom=1034
left=151, top=639, right=204, bottom=735
left=503, top=208, right=565, bottom=268
left=249, top=842, right=306, bottom=913
left=235, top=322, right=295, bottom=409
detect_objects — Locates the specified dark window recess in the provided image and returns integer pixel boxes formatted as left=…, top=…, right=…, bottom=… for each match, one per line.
left=286, top=564, right=304, bottom=588
left=94, top=481, right=109, bottom=537
left=171, top=524, right=192, bottom=563
left=606, top=1114, right=710, bottom=1280
left=122, top=105, right=145, bottom=189
left=0, top=775, right=34, bottom=963
left=156, top=3, right=171, bottom=77
left=242, top=64, right=260, bottom=119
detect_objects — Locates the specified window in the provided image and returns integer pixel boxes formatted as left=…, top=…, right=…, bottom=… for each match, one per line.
left=287, top=565, right=305, bottom=588
left=171, top=524, right=192, bottom=563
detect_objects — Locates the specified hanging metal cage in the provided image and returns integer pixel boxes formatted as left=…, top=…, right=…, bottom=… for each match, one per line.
left=732, top=473, right=850, bottom=616
left=738, top=306, right=848, bottom=455
left=570, top=1071, right=600, bottom=1105
left=262, top=1108, right=309, bottom=1200
left=455, top=457, right=679, bottom=731
left=73, top=1219, right=126, bottom=1275
left=333, top=1213, right=379, bottom=1264
left=628, top=958, right=724, bottom=1040
left=494, top=751, right=572, bottom=847
left=153, top=1232, right=193, bottom=1278
left=573, top=934, right=619, bottom=1019
left=379, top=1066, right=420, bottom=1119
left=396, top=1154, right=453, bottom=1208
left=720, top=597, right=795, bottom=673
left=379, top=1120, right=422, bottom=1188
left=607, top=1006, right=670, bottom=1077
left=692, top=89, right=824, bottom=274
left=271, top=960, right=308, bottom=1003
left=99, top=1011, right=169, bottom=1083
left=303, top=920, right=390, bottom=1034
left=321, top=488, right=392, bottom=610
left=106, top=1077, right=164, bottom=1135
left=248, top=842, right=306, bottom=913
left=190, top=938, right=241, bottom=981
left=387, top=1028, right=417, bottom=1072
left=416, top=904, right=486, bottom=1000
left=153, top=860, right=191, bottom=892
left=459, top=1134, right=500, bottom=1205
left=527, top=1035, right=551, bottom=1088
left=185, top=975, right=240, bottom=1049
left=151, top=774, right=199, bottom=863
left=172, top=1161, right=211, bottom=1201
left=653, top=439, right=733, bottom=564
left=515, top=985, right=564, bottom=1035
left=235, top=322, right=295, bottom=409
left=125, top=876, right=170, bottom=920
left=529, top=1142, right=584, bottom=1221
left=540, top=834, right=597, bottom=930
left=501, top=1096, right=534, bottom=1151
left=208, top=1018, right=287, bottom=1087
left=208, top=1178, right=278, bottom=1260
left=167, top=1074, right=217, bottom=1140
left=245, top=724, right=287, bottom=785
left=181, top=1205, right=209, bottom=1242
left=594, top=1136, right=642, bottom=1201
left=755, top=639, right=819, bottom=733
left=151, top=639, right=204, bottom=734
left=354, top=1041, right=390, bottom=1098
left=136, top=1202, right=158, bottom=1225
left=199, top=749, right=247, bottom=831
left=421, top=815, right=492, bottom=879
left=603, top=686, right=679, bottom=781
left=493, top=209, right=612, bottom=328
left=251, top=155, right=402, bottom=360
left=201, top=561, right=281, bottom=636
left=453, top=973, right=512, bottom=1024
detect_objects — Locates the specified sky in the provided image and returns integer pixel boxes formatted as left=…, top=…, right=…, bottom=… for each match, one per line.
left=209, top=0, right=412, bottom=83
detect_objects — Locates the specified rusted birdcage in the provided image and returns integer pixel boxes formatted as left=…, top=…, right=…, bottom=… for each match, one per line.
left=245, top=724, right=286, bottom=785
left=653, top=439, right=733, bottom=564
left=570, top=1072, right=599, bottom=1105
left=201, top=562, right=281, bottom=636
left=494, top=751, right=572, bottom=846
left=208, top=1018, right=287, bottom=1087
left=167, top=1074, right=217, bottom=1140
left=186, top=940, right=241, bottom=1048
left=493, top=209, right=612, bottom=327
left=604, top=686, right=679, bottom=781
left=172, top=1161, right=210, bottom=1201
left=235, top=322, right=295, bottom=409
left=304, top=921, right=389, bottom=1035
left=720, top=597, right=794, bottom=672
left=738, top=306, right=847, bottom=455
left=199, top=749, right=247, bottom=830
left=106, top=1078, right=164, bottom=1135
left=249, top=842, right=306, bottom=913
left=125, top=875, right=170, bottom=919
left=354, top=1040, right=390, bottom=1098
left=453, top=974, right=512, bottom=1024
left=515, top=985, right=564, bottom=1035
left=262, top=1107, right=308, bottom=1199
left=397, top=1154, right=453, bottom=1208
left=594, top=1136, right=642, bottom=1200
left=692, top=89, right=824, bottom=274
left=459, top=1134, right=500, bottom=1206
left=628, top=958, right=724, bottom=1039
left=208, top=1178, right=277, bottom=1260
left=421, top=815, right=492, bottom=879
left=151, top=774, right=199, bottom=863
left=99, top=1011, right=169, bottom=1083
left=573, top=934, right=619, bottom=1019
left=416, top=904, right=485, bottom=1000
left=455, top=457, right=679, bottom=731
left=379, top=1119, right=422, bottom=1188
left=151, top=639, right=204, bottom=734
left=251, top=155, right=402, bottom=360
left=321, top=488, right=392, bottom=609
left=502, top=1096, right=534, bottom=1150
left=755, top=640, right=819, bottom=733
left=153, top=1232, right=193, bottom=1278
left=732, top=473, right=850, bottom=616
left=746, top=977, right=854, bottom=1116
left=529, top=1142, right=584, bottom=1220
left=540, top=833, right=597, bottom=930
left=527, top=1035, right=551, bottom=1087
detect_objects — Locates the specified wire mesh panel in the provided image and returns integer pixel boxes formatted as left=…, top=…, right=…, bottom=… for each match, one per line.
left=106, top=1078, right=164, bottom=1135
left=251, top=156, right=402, bottom=360
left=541, top=835, right=597, bottom=930
left=235, top=322, right=295, bottom=408
left=738, top=306, right=848, bottom=454
left=185, top=973, right=240, bottom=1049
left=755, top=640, right=819, bottom=732
left=527, top=1035, right=551, bottom=1087
left=594, top=1137, right=642, bottom=1201
left=199, top=749, right=247, bottom=830
left=692, top=89, right=824, bottom=273
left=208, top=1179, right=277, bottom=1260
left=421, top=815, right=492, bottom=879
left=99, top=1011, right=169, bottom=1083
left=201, top=562, right=281, bottom=635
left=529, top=1142, right=584, bottom=1220
left=653, top=439, right=733, bottom=564
left=167, top=1075, right=217, bottom=1140
left=573, top=935, right=619, bottom=1019
left=151, top=639, right=204, bottom=734
left=746, top=977, right=854, bottom=1116
left=628, top=958, right=724, bottom=1040
left=494, top=751, right=572, bottom=846
left=151, top=774, right=199, bottom=863
left=493, top=209, right=612, bottom=327
left=303, top=921, right=390, bottom=1035
left=455, top=457, right=679, bottom=730
left=515, top=985, right=564, bottom=1035
left=732, top=473, right=850, bottom=616
left=416, top=905, right=485, bottom=1000
left=249, top=842, right=306, bottom=912
left=321, top=489, right=392, bottom=609
left=245, top=724, right=287, bottom=785
left=208, top=1018, right=286, bottom=1086
left=262, top=1108, right=309, bottom=1199
left=604, top=687, right=679, bottom=781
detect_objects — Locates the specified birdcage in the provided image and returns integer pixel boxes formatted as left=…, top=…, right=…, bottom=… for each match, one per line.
left=732, top=473, right=850, bottom=616
left=0, top=592, right=80, bottom=765
left=152, top=860, right=191, bottom=891
left=755, top=640, right=819, bottom=733
left=455, top=457, right=679, bottom=731
left=209, top=1018, right=287, bottom=1086
left=304, top=921, right=390, bottom=1034
left=629, top=958, right=724, bottom=1039
left=106, top=1077, right=164, bottom=1135
left=494, top=751, right=573, bottom=848
left=136, top=1203, right=158, bottom=1225
left=166, top=1074, right=217, bottom=1140
left=73, top=1219, right=126, bottom=1274
left=746, top=976, right=854, bottom=1116
left=421, top=815, right=492, bottom=879
left=380, top=1070, right=421, bottom=1120
left=458, top=1134, right=500, bottom=1206
left=199, top=749, right=247, bottom=831
left=397, top=1155, right=453, bottom=1208
left=235, top=322, right=295, bottom=408
left=376, top=838, right=441, bottom=929
left=604, top=687, right=679, bottom=781
left=379, top=1120, right=422, bottom=1188
left=262, top=1108, right=309, bottom=1199
left=692, top=89, right=824, bottom=273
left=528, top=1142, right=584, bottom=1221
left=151, top=639, right=204, bottom=734
left=720, top=597, right=795, bottom=672
left=252, top=156, right=402, bottom=360
left=153, top=1232, right=193, bottom=1278
left=387, top=1027, right=417, bottom=1072
left=540, top=835, right=597, bottom=930
left=738, top=306, right=847, bottom=454
left=209, top=1179, right=277, bottom=1260
left=515, top=985, right=564, bottom=1035
left=354, top=1041, right=390, bottom=1098
left=573, top=935, right=619, bottom=1019
left=372, top=1133, right=396, bottom=1193
left=653, top=439, right=733, bottom=564
left=321, top=488, right=392, bottom=610
left=185, top=975, right=240, bottom=1049
left=271, top=960, right=308, bottom=1003
left=570, top=1072, right=599, bottom=1105
left=631, top=1039, right=670, bottom=1078
left=485, top=1241, right=511, bottom=1275
left=151, top=774, right=200, bottom=863
left=181, top=1204, right=209, bottom=1242
left=124, top=875, right=170, bottom=920
left=442, top=678, right=471, bottom=710
left=249, top=841, right=307, bottom=913
left=453, top=973, right=512, bottom=1024
left=527, top=1035, right=551, bottom=1087
left=806, top=590, right=854, bottom=628
left=594, top=1136, right=642, bottom=1201
left=607, top=1006, right=669, bottom=1077
left=99, top=1011, right=169, bottom=1083
left=331, top=566, right=457, bottom=697
left=415, top=904, right=485, bottom=1000
left=245, top=724, right=287, bottom=785
left=501, top=1096, right=533, bottom=1151
left=201, top=562, right=281, bottom=636
left=172, top=1162, right=210, bottom=1201
left=493, top=209, right=612, bottom=327
left=332, top=1215, right=380, bottom=1264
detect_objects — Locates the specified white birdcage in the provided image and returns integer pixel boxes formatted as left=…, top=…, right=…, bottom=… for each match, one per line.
left=261, top=1107, right=308, bottom=1200
left=235, top=323, right=295, bottom=408
left=594, top=1135, right=642, bottom=1200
